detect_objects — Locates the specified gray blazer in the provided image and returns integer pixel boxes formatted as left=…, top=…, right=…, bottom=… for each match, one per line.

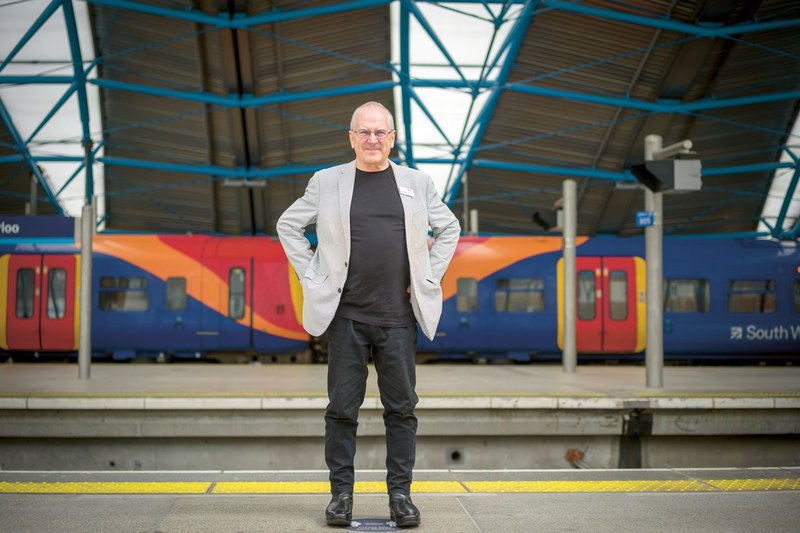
left=276, top=160, right=460, bottom=341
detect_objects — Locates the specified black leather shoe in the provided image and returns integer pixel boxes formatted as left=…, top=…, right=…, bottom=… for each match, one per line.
left=389, top=493, right=420, bottom=528
left=325, top=493, right=353, bottom=526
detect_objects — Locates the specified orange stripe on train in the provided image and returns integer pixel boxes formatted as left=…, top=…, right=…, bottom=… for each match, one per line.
left=442, top=236, right=589, bottom=300
left=93, top=235, right=307, bottom=341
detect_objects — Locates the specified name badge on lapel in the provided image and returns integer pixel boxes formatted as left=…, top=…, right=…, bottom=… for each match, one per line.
left=398, top=186, right=414, bottom=198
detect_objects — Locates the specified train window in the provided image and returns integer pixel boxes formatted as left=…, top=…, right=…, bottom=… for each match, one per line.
left=457, top=278, right=477, bottom=312
left=15, top=268, right=35, bottom=319
left=795, top=281, right=800, bottom=312
left=728, top=280, right=776, bottom=313
left=47, top=269, right=67, bottom=319
left=98, top=276, right=148, bottom=311
left=578, top=271, right=595, bottom=320
left=665, top=279, right=709, bottom=313
left=229, top=268, right=246, bottom=319
left=166, top=277, right=187, bottom=311
left=608, top=271, right=627, bottom=321
left=495, top=278, right=544, bottom=313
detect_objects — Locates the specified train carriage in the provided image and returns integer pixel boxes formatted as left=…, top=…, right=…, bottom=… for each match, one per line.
left=1, top=234, right=798, bottom=361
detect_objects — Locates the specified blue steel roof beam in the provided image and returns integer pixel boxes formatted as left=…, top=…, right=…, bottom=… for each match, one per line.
left=387, top=67, right=458, bottom=151
left=0, top=97, right=64, bottom=214
left=232, top=0, right=392, bottom=27
left=774, top=166, right=800, bottom=239
left=402, top=0, right=469, bottom=86
left=87, top=0, right=228, bottom=27
left=399, top=1, right=414, bottom=167
left=445, top=9, right=508, bottom=188
left=0, top=76, right=74, bottom=84
left=90, top=78, right=489, bottom=108
left=56, top=142, right=104, bottom=196
left=0, top=155, right=23, bottom=164
left=541, top=0, right=800, bottom=38
left=506, top=84, right=800, bottom=114
left=90, top=78, right=397, bottom=107
left=444, top=0, right=537, bottom=205
left=63, top=0, right=94, bottom=202
left=98, top=156, right=326, bottom=180
left=702, top=162, right=794, bottom=176
left=0, top=0, right=63, bottom=73
left=25, top=82, right=79, bottom=144
left=472, top=159, right=631, bottom=182
left=87, top=0, right=392, bottom=28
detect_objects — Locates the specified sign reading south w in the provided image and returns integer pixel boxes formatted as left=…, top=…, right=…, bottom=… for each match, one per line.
left=730, top=325, right=800, bottom=341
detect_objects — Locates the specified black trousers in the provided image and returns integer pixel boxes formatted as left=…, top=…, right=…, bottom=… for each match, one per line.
left=324, top=315, right=418, bottom=496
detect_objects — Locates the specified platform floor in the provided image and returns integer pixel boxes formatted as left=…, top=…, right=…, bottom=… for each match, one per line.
left=1, top=468, right=799, bottom=532
left=1, top=362, right=799, bottom=400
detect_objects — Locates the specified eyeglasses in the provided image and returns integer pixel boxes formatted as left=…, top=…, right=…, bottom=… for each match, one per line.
left=351, top=129, right=394, bottom=141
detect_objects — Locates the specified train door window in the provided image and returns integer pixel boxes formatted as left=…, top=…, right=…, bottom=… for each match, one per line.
left=98, top=276, right=148, bottom=311
left=728, top=280, right=776, bottom=313
left=665, top=279, right=709, bottom=312
left=166, top=277, right=187, bottom=311
left=457, top=278, right=477, bottom=312
left=495, top=278, right=544, bottom=312
left=229, top=267, right=245, bottom=319
left=795, top=281, right=800, bottom=312
left=47, top=269, right=67, bottom=319
left=16, top=268, right=35, bottom=319
left=608, top=271, right=627, bottom=320
left=577, top=271, right=595, bottom=320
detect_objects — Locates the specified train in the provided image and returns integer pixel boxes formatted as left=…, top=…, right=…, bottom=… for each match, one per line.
left=1, top=233, right=798, bottom=363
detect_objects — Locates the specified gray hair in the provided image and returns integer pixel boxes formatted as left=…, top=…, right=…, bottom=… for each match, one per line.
left=350, top=101, right=395, bottom=130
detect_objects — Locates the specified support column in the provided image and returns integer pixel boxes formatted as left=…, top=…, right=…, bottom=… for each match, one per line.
left=644, top=135, right=663, bottom=388
left=562, top=179, right=577, bottom=373
left=78, top=201, right=93, bottom=379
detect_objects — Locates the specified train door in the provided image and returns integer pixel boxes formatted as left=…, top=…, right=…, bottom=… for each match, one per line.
left=558, top=257, right=645, bottom=353
left=40, top=255, right=77, bottom=350
left=199, top=249, right=252, bottom=351
left=5, top=254, right=77, bottom=351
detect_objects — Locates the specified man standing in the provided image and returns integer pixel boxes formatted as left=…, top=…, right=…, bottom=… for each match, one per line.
left=277, top=101, right=460, bottom=527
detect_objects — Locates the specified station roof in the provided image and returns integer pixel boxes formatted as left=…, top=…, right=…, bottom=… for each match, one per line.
left=1, top=0, right=799, bottom=239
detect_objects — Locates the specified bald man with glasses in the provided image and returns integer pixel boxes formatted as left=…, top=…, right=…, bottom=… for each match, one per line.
left=277, top=101, right=460, bottom=527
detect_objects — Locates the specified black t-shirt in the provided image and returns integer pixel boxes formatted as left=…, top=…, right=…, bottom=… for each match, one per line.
left=336, top=166, right=416, bottom=327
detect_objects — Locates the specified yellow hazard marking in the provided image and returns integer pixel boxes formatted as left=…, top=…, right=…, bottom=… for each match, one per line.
left=0, top=482, right=209, bottom=494
left=465, top=480, right=714, bottom=493
left=213, top=481, right=466, bottom=494
left=2, top=479, right=798, bottom=494
left=214, top=482, right=330, bottom=494
left=707, top=478, right=800, bottom=491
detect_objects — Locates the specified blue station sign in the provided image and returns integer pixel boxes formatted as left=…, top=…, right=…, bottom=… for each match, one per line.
left=635, top=211, right=654, bottom=228
left=0, top=215, right=75, bottom=240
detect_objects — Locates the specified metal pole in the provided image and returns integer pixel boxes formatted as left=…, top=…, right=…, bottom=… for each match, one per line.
left=469, top=208, right=478, bottom=236
left=30, top=173, right=37, bottom=215
left=462, top=170, right=469, bottom=233
left=644, top=134, right=663, bottom=388
left=562, top=179, right=577, bottom=373
left=78, top=201, right=93, bottom=379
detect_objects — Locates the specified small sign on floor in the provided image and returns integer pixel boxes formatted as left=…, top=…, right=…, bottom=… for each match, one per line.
left=346, top=518, right=398, bottom=531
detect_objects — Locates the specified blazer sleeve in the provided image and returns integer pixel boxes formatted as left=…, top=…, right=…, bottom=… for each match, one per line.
left=425, top=175, right=461, bottom=282
left=276, top=173, right=319, bottom=279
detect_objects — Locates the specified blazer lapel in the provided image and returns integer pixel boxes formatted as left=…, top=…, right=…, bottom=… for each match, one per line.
left=338, top=160, right=356, bottom=260
left=390, top=162, right=415, bottom=231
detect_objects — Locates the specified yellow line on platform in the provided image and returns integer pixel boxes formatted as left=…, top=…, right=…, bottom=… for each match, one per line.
left=0, top=482, right=210, bottom=494
left=213, top=481, right=466, bottom=494
left=1, top=479, right=798, bottom=494
left=464, top=478, right=800, bottom=493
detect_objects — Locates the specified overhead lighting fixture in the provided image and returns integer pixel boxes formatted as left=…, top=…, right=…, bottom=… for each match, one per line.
left=222, top=179, right=266, bottom=188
